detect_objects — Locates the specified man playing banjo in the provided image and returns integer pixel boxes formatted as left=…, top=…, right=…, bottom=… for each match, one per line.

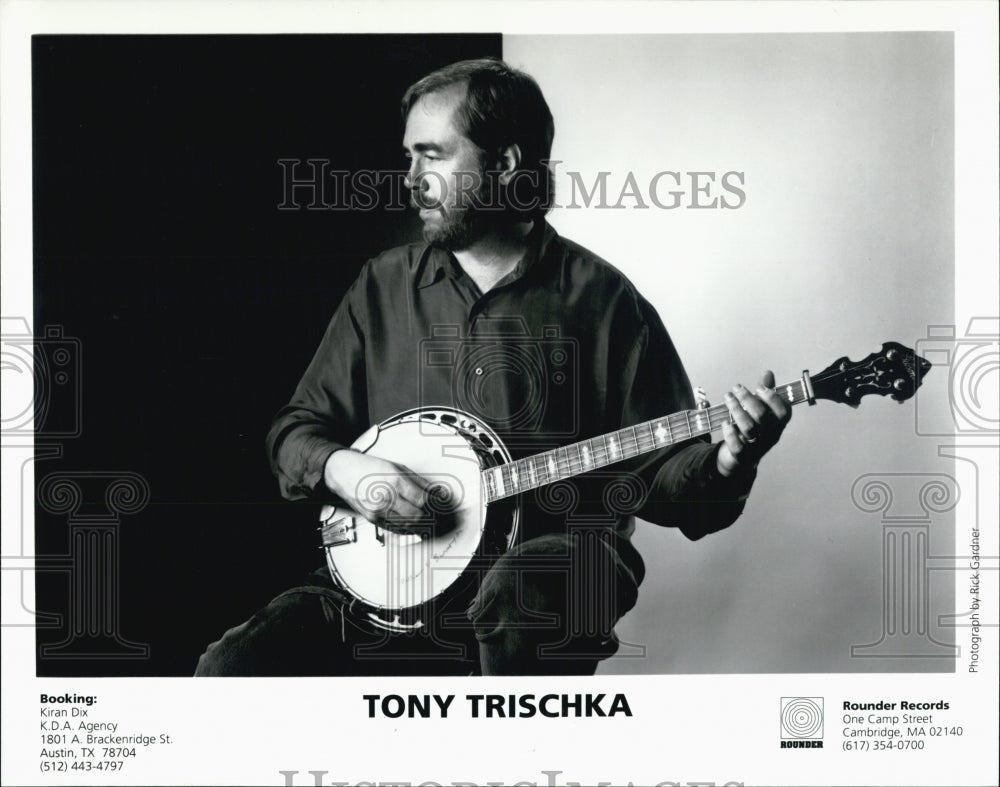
left=196, top=58, right=790, bottom=676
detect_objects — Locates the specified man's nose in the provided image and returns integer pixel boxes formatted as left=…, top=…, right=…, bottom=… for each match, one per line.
left=404, top=158, right=422, bottom=191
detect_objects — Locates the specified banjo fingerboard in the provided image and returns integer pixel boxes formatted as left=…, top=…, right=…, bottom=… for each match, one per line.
left=481, top=378, right=813, bottom=503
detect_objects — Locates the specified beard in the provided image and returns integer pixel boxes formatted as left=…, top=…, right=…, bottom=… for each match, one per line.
left=413, top=170, right=498, bottom=251
left=419, top=203, right=490, bottom=250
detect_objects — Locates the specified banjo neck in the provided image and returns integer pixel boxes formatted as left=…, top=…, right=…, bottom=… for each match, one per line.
left=481, top=340, right=930, bottom=503
left=481, top=374, right=816, bottom=503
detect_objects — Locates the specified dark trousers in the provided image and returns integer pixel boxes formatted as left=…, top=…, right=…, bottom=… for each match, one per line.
left=194, top=531, right=644, bottom=676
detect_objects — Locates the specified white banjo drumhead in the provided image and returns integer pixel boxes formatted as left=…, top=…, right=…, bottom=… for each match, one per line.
left=327, top=416, right=486, bottom=611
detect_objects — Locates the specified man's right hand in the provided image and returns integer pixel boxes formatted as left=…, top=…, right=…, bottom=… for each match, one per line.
left=323, top=449, right=434, bottom=533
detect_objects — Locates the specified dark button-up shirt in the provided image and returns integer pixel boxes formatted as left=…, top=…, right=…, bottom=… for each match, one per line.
left=267, top=221, right=754, bottom=546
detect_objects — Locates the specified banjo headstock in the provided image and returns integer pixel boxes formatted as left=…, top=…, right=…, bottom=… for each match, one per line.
left=809, top=341, right=930, bottom=408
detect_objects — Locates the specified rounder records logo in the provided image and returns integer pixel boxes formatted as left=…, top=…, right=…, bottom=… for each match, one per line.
left=780, top=697, right=824, bottom=748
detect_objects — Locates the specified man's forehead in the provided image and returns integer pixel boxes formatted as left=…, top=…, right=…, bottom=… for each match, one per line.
left=403, top=85, right=467, bottom=140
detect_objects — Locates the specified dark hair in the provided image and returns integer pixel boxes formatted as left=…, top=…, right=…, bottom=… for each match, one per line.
left=401, top=58, right=556, bottom=218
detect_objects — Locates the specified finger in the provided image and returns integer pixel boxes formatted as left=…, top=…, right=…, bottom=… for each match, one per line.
left=389, top=496, right=426, bottom=521
left=353, top=475, right=418, bottom=521
left=756, top=382, right=791, bottom=423
left=721, top=423, right=745, bottom=457
left=725, top=390, right=758, bottom=440
left=758, top=369, right=776, bottom=390
left=394, top=474, right=432, bottom=510
left=732, top=383, right=768, bottom=423
left=399, top=467, right=435, bottom=491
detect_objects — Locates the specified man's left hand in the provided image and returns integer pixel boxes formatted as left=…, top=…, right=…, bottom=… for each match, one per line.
left=717, top=370, right=791, bottom=478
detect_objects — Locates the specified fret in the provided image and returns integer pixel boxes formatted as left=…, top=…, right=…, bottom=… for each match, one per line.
left=509, top=462, right=520, bottom=490
left=548, top=448, right=563, bottom=481
left=562, top=445, right=574, bottom=473
left=683, top=410, right=693, bottom=440
left=606, top=433, right=621, bottom=461
left=624, top=425, right=640, bottom=457
left=654, top=419, right=670, bottom=445
left=621, top=426, right=641, bottom=456
left=580, top=442, right=593, bottom=469
left=694, top=408, right=708, bottom=433
left=568, top=442, right=581, bottom=472
left=592, top=435, right=609, bottom=467
left=666, top=412, right=684, bottom=440
left=642, top=421, right=656, bottom=451
left=527, top=457, right=537, bottom=489
left=549, top=448, right=565, bottom=481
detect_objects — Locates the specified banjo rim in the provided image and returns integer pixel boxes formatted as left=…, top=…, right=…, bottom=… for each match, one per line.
left=323, top=406, right=520, bottom=630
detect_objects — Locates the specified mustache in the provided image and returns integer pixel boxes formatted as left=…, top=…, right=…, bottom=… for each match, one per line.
left=409, top=184, right=443, bottom=211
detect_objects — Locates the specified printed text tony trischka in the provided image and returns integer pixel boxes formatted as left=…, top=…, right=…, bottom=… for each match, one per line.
left=363, top=693, right=632, bottom=719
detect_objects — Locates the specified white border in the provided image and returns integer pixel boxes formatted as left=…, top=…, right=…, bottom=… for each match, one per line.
left=2, top=2, right=997, bottom=786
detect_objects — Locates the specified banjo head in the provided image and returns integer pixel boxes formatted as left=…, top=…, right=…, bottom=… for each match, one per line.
left=322, top=408, right=517, bottom=628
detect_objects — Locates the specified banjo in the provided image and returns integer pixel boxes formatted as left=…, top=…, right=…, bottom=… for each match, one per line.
left=319, top=341, right=929, bottom=631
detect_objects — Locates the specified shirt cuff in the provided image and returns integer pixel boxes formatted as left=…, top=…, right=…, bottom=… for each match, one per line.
left=697, top=442, right=757, bottom=503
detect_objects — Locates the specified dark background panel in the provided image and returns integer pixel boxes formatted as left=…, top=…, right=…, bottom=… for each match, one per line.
left=33, top=34, right=502, bottom=676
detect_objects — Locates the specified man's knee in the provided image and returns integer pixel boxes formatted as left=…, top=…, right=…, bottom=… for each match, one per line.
left=468, top=531, right=636, bottom=641
left=194, top=589, right=340, bottom=676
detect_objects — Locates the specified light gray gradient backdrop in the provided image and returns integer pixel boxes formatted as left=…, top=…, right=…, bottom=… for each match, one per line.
left=504, top=33, right=955, bottom=673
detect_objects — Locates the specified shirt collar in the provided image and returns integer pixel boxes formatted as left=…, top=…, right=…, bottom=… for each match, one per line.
left=415, top=220, right=559, bottom=290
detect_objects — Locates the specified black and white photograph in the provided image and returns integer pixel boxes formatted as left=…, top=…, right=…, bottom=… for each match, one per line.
left=1, top=2, right=997, bottom=786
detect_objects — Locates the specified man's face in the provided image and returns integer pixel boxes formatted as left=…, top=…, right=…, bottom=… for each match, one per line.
left=402, top=89, right=491, bottom=250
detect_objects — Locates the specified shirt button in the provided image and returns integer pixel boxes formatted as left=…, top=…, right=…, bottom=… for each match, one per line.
left=475, top=367, right=484, bottom=376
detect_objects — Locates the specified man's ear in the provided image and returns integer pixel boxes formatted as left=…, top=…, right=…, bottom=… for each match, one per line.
left=495, top=144, right=522, bottom=185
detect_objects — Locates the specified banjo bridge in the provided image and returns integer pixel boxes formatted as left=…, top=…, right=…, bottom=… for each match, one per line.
left=320, top=517, right=357, bottom=548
